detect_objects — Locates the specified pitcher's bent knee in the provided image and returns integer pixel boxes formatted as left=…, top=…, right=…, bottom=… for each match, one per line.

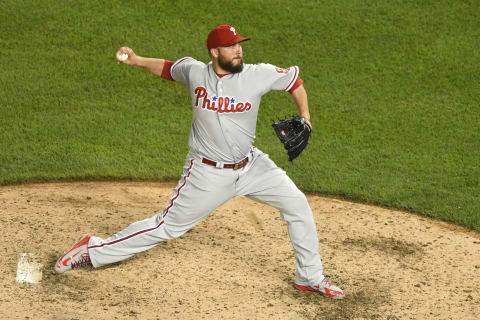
left=279, top=192, right=313, bottom=218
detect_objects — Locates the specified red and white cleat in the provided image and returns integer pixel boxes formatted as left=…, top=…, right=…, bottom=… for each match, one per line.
left=54, top=234, right=92, bottom=274
left=294, top=277, right=345, bottom=300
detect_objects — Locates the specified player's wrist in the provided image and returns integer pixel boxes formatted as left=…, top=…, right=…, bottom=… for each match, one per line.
left=303, top=118, right=312, bottom=130
left=131, top=55, right=144, bottom=67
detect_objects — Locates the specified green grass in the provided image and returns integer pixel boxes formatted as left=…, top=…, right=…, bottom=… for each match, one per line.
left=1, top=0, right=479, bottom=230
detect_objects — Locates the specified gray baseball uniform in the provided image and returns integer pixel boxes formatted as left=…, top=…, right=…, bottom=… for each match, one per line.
left=87, top=57, right=324, bottom=287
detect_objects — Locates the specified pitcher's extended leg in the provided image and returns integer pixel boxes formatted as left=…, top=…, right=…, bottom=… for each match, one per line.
left=87, top=156, right=237, bottom=268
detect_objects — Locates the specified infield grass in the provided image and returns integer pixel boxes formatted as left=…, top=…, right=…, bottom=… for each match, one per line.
left=1, top=0, right=479, bottom=230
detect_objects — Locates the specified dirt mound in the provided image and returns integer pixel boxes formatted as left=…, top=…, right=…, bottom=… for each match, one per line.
left=1, top=181, right=479, bottom=319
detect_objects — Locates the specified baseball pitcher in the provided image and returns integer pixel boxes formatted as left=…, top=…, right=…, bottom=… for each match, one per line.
left=54, top=24, right=344, bottom=300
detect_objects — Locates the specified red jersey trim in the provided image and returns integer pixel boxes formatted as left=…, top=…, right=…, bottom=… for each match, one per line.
left=285, top=66, right=299, bottom=91
left=169, top=57, right=195, bottom=81
left=161, top=60, right=175, bottom=81
left=288, top=77, right=303, bottom=94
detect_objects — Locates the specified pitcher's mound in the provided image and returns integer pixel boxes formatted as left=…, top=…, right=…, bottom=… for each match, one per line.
left=1, top=181, right=479, bottom=319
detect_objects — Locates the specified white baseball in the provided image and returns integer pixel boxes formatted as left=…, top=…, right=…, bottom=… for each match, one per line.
left=116, top=52, right=128, bottom=62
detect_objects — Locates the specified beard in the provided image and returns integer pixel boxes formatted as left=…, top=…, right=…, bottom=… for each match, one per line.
left=218, top=55, right=244, bottom=74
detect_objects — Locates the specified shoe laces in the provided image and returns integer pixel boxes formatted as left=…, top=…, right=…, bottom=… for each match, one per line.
left=71, top=253, right=92, bottom=269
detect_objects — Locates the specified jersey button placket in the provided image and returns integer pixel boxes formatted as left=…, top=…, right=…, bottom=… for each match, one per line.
left=217, top=81, right=224, bottom=113
left=218, top=81, right=223, bottom=95
left=216, top=80, right=235, bottom=161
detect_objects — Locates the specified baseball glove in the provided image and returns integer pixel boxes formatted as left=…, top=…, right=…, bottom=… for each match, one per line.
left=272, top=116, right=311, bottom=161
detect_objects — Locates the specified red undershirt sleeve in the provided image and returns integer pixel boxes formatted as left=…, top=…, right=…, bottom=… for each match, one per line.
left=288, top=77, right=303, bottom=94
left=161, top=60, right=175, bottom=81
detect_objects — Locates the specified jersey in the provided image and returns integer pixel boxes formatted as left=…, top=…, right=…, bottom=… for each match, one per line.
left=167, top=58, right=301, bottom=163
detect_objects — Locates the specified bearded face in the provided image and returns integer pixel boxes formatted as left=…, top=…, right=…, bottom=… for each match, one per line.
left=214, top=43, right=244, bottom=74
left=217, top=52, right=244, bottom=74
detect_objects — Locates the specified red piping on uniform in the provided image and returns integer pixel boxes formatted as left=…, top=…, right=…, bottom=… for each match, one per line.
left=288, top=77, right=303, bottom=94
left=162, top=159, right=194, bottom=218
left=285, top=66, right=299, bottom=91
left=88, top=159, right=195, bottom=250
left=170, top=57, right=193, bottom=80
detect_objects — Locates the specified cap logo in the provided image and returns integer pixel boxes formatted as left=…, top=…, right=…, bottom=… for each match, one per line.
left=229, top=27, right=237, bottom=36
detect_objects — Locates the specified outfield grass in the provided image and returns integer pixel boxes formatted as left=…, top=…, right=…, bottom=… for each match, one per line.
left=1, top=0, right=479, bottom=230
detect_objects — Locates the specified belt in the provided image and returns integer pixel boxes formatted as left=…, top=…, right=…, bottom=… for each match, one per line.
left=202, top=157, right=249, bottom=170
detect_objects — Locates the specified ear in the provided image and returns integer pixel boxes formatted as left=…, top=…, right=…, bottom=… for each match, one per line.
left=210, top=48, right=219, bottom=59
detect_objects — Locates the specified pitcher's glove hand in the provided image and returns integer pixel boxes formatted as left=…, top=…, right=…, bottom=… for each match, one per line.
left=272, top=116, right=311, bottom=161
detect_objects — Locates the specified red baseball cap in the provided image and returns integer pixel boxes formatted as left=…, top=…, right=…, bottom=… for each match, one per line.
left=207, top=24, right=250, bottom=50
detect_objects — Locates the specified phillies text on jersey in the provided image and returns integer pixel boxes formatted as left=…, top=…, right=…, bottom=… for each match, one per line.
left=169, top=57, right=300, bottom=163
left=194, top=86, right=252, bottom=113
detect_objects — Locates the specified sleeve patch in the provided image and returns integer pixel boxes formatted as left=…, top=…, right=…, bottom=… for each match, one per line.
left=275, top=67, right=289, bottom=74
